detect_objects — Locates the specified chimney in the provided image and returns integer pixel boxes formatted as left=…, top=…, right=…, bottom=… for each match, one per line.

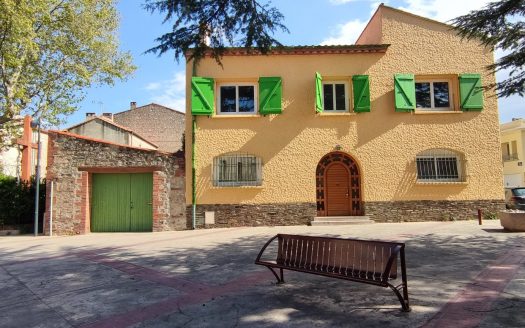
left=130, top=101, right=137, bottom=110
left=102, top=113, right=114, bottom=121
left=86, top=112, right=96, bottom=119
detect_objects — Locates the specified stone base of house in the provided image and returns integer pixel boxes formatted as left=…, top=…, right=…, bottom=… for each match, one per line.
left=187, top=203, right=316, bottom=228
left=188, top=199, right=505, bottom=227
left=365, top=200, right=505, bottom=222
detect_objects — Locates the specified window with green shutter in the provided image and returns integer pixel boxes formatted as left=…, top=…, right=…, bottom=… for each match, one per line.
left=315, top=72, right=323, bottom=113
left=191, top=77, right=214, bottom=115
left=459, top=74, right=483, bottom=111
left=259, top=77, right=282, bottom=115
left=352, top=75, right=370, bottom=112
left=394, top=74, right=416, bottom=112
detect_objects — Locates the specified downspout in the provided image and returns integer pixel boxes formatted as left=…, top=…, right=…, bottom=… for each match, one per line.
left=191, top=60, right=198, bottom=229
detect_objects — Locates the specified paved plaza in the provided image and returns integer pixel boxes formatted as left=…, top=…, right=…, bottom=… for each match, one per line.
left=1, top=220, right=524, bottom=327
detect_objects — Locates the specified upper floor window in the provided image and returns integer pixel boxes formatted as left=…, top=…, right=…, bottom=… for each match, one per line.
left=213, top=153, right=262, bottom=187
left=416, top=149, right=465, bottom=182
left=502, top=141, right=519, bottom=161
left=218, top=83, right=257, bottom=115
left=323, top=81, right=349, bottom=112
left=415, top=80, right=452, bottom=110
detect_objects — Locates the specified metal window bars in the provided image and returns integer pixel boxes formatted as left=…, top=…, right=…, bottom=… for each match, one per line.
left=416, top=149, right=465, bottom=182
left=213, top=153, right=262, bottom=187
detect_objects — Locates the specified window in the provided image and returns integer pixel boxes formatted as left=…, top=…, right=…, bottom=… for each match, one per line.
left=415, top=80, right=452, bottom=110
left=416, top=149, right=465, bottom=182
left=213, top=154, right=262, bottom=186
left=218, top=83, right=257, bottom=114
left=322, top=82, right=349, bottom=112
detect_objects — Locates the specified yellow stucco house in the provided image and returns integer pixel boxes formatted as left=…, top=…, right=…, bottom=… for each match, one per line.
left=501, top=118, right=525, bottom=187
left=185, top=5, right=504, bottom=227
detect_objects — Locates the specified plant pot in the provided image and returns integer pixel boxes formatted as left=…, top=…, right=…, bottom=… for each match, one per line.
left=499, top=211, right=525, bottom=232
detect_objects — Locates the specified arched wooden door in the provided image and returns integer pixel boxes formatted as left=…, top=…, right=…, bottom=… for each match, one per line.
left=316, top=152, right=362, bottom=216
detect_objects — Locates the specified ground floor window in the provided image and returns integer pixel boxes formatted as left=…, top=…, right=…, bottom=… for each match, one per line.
left=416, top=149, right=465, bottom=182
left=213, top=153, right=262, bottom=186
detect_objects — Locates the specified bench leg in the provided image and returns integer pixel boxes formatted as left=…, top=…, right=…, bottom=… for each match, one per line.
left=265, top=266, right=285, bottom=284
left=388, top=283, right=410, bottom=312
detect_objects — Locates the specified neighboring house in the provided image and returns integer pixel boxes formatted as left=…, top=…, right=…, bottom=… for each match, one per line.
left=0, top=115, right=48, bottom=181
left=500, top=118, right=525, bottom=187
left=66, top=113, right=158, bottom=150
left=113, top=102, right=185, bottom=153
left=185, top=4, right=504, bottom=227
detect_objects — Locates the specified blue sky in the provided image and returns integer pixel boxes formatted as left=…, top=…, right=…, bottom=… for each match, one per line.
left=68, top=0, right=522, bottom=127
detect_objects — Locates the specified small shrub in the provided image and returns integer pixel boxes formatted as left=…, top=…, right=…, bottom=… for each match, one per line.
left=483, top=211, right=498, bottom=220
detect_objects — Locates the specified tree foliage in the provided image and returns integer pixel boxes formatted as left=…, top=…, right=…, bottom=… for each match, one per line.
left=0, top=0, right=135, bottom=143
left=144, top=0, right=288, bottom=64
left=451, top=0, right=525, bottom=98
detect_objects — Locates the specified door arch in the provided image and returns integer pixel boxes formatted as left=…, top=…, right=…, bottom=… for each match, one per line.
left=316, top=152, right=362, bottom=216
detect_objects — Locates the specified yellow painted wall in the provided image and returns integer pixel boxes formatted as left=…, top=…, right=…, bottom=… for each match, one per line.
left=185, top=6, right=504, bottom=205
left=501, top=120, right=525, bottom=185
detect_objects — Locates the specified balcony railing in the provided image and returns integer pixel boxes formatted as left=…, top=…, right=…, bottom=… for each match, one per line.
left=502, top=153, right=519, bottom=162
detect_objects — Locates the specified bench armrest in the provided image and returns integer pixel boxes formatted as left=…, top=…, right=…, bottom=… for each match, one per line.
left=255, top=234, right=279, bottom=264
left=382, top=244, right=402, bottom=280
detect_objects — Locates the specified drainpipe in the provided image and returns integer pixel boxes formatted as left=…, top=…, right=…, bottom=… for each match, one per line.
left=191, top=60, right=198, bottom=229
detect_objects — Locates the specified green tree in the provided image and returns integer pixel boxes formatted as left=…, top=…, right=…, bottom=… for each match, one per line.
left=0, top=0, right=135, bottom=144
left=451, top=0, right=524, bottom=97
left=144, top=0, right=288, bottom=64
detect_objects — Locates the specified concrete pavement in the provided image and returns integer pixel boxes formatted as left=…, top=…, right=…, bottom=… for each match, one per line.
left=0, top=220, right=524, bottom=327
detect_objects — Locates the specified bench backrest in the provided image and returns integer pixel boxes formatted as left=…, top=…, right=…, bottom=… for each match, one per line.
left=276, top=234, right=402, bottom=282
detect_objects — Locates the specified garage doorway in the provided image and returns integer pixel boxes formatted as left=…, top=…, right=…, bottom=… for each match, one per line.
left=91, top=173, right=153, bottom=232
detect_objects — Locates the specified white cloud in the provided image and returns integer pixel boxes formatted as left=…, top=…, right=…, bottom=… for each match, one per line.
left=145, top=71, right=186, bottom=111
left=329, top=0, right=358, bottom=4
left=398, top=0, right=492, bottom=23
left=321, top=19, right=368, bottom=45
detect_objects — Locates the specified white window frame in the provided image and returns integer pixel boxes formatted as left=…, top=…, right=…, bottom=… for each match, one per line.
left=415, top=79, right=453, bottom=111
left=322, top=81, right=349, bottom=112
left=217, top=82, right=258, bottom=115
left=416, top=149, right=463, bottom=182
left=213, top=154, right=263, bottom=187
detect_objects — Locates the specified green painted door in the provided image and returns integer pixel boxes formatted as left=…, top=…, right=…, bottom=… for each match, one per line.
left=91, top=173, right=153, bottom=232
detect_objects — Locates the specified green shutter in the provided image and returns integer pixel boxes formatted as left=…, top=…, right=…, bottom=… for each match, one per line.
left=394, top=74, right=415, bottom=112
left=315, top=72, right=323, bottom=113
left=259, top=77, right=282, bottom=114
left=459, top=74, right=483, bottom=111
left=191, top=77, right=214, bottom=115
left=352, top=75, right=371, bottom=113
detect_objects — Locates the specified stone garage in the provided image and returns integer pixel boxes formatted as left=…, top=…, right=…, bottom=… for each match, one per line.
left=44, top=131, right=185, bottom=235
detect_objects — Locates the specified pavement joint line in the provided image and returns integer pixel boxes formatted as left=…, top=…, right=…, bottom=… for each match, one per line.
left=421, top=245, right=525, bottom=328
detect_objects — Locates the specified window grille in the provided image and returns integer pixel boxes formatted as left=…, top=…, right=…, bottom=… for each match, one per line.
left=416, top=149, right=465, bottom=182
left=213, top=153, right=262, bottom=187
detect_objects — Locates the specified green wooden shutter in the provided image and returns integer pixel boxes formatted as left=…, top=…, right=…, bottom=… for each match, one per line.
left=259, top=77, right=282, bottom=114
left=315, top=72, right=323, bottom=113
left=191, top=77, right=214, bottom=115
left=394, top=74, right=415, bottom=112
left=459, top=74, right=483, bottom=111
left=352, top=75, right=371, bottom=113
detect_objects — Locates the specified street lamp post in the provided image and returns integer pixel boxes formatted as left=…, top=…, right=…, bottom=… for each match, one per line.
left=31, top=118, right=42, bottom=237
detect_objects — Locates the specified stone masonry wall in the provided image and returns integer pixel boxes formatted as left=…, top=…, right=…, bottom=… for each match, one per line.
left=187, top=203, right=317, bottom=228
left=44, top=131, right=186, bottom=235
left=186, top=200, right=504, bottom=228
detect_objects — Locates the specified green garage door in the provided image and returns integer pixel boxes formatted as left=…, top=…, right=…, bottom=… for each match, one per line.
left=91, top=173, right=153, bottom=232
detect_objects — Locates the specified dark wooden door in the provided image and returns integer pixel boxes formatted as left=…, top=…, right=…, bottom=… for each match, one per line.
left=325, top=163, right=351, bottom=216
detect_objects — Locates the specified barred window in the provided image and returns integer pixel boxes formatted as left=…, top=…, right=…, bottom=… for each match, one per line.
left=213, top=154, right=262, bottom=187
left=416, top=149, right=465, bottom=182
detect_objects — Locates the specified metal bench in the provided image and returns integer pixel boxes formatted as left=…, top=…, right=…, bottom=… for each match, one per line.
left=255, top=234, right=410, bottom=312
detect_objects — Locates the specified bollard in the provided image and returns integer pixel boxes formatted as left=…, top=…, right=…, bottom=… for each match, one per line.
left=478, top=209, right=482, bottom=225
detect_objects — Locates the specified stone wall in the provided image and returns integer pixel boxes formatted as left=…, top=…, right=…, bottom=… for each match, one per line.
left=365, top=200, right=505, bottom=222
left=186, top=200, right=504, bottom=228
left=114, top=103, right=185, bottom=153
left=44, top=131, right=186, bottom=235
left=187, top=203, right=316, bottom=228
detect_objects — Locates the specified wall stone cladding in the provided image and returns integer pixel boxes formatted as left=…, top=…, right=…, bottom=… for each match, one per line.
left=44, top=132, right=186, bottom=235
left=114, top=103, right=185, bottom=153
left=365, top=200, right=505, bottom=222
left=187, top=203, right=316, bottom=228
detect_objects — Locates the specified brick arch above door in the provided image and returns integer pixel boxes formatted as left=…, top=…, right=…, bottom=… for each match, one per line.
left=316, top=151, right=363, bottom=216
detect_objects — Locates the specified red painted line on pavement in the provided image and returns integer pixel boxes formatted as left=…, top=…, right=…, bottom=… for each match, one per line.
left=78, top=270, right=269, bottom=328
left=422, top=246, right=525, bottom=328
left=76, top=251, right=210, bottom=294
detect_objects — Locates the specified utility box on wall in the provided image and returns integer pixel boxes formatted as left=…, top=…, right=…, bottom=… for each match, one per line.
left=204, top=211, right=215, bottom=225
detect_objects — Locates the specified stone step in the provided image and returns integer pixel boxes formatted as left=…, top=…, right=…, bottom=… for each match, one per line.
left=311, top=216, right=374, bottom=226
